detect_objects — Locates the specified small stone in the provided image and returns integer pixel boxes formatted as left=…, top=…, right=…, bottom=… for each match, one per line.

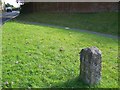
left=15, top=61, right=19, bottom=64
left=59, top=47, right=65, bottom=52
left=65, top=27, right=70, bottom=30
left=4, top=81, right=9, bottom=85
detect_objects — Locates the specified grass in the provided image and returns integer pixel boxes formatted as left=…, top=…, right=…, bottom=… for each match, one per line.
left=16, top=12, right=118, bottom=36
left=0, top=26, right=2, bottom=89
left=2, top=21, right=118, bottom=88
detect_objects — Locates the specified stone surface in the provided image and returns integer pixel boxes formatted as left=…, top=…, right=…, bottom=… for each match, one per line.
left=80, top=46, right=102, bottom=85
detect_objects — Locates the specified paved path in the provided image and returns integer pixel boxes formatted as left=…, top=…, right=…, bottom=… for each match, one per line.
left=16, top=20, right=119, bottom=39
left=0, top=11, right=20, bottom=25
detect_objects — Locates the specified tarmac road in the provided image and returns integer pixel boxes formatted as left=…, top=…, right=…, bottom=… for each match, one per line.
left=0, top=11, right=20, bottom=25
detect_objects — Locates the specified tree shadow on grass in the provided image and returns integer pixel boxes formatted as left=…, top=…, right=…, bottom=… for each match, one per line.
left=50, top=76, right=91, bottom=88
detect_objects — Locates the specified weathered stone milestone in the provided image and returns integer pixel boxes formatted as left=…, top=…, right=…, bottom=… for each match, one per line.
left=80, top=46, right=102, bottom=85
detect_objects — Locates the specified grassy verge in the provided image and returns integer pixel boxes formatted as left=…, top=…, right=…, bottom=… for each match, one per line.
left=2, top=21, right=118, bottom=88
left=16, top=12, right=118, bottom=36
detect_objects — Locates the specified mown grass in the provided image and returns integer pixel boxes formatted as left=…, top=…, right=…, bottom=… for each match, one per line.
left=2, top=21, right=118, bottom=88
left=16, top=12, right=118, bottom=36
left=0, top=26, right=2, bottom=89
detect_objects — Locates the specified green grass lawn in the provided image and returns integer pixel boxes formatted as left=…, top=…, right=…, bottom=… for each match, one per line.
left=16, top=12, right=118, bottom=36
left=2, top=21, right=118, bottom=88
left=0, top=26, right=2, bottom=90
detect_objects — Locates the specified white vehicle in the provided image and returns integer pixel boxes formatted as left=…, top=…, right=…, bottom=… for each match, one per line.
left=6, top=7, right=12, bottom=12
